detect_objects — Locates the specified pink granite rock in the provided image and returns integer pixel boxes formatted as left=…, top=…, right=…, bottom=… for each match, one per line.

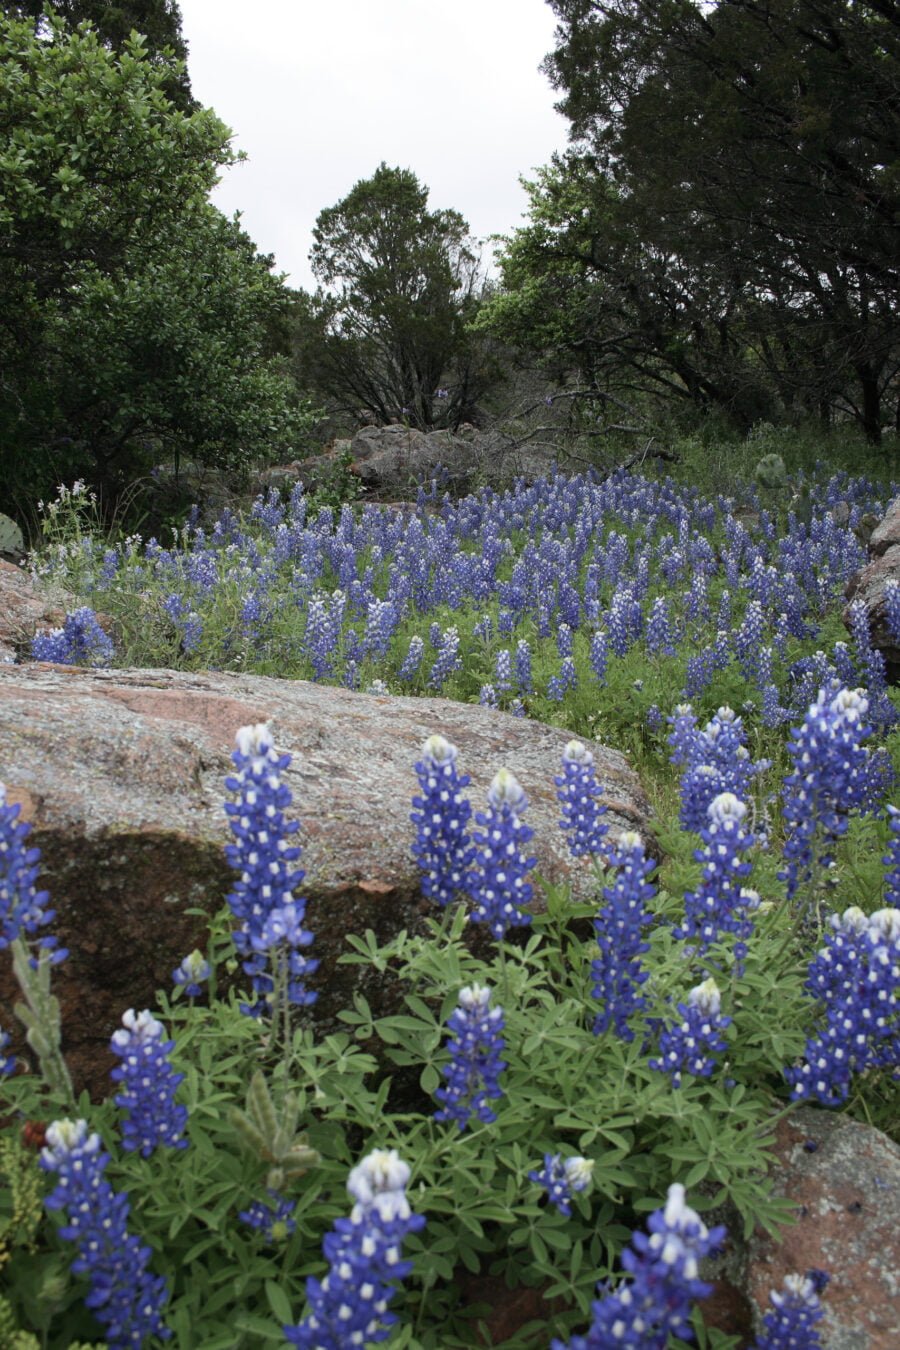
left=0, top=663, right=651, bottom=1097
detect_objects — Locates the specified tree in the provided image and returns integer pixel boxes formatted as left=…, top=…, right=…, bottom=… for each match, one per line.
left=541, top=0, right=900, bottom=441
left=296, top=164, right=491, bottom=431
left=0, top=12, right=309, bottom=510
left=4, top=0, right=194, bottom=107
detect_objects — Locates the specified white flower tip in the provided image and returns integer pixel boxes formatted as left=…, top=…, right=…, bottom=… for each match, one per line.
left=347, top=1148, right=410, bottom=1208
left=458, top=983, right=492, bottom=1012
left=564, top=1156, right=594, bottom=1190
left=563, top=740, right=592, bottom=766
left=708, top=792, right=747, bottom=824
left=488, top=768, right=527, bottom=814
left=618, top=829, right=643, bottom=852
left=421, top=734, right=457, bottom=766
left=689, top=977, right=722, bottom=1014
left=235, top=722, right=274, bottom=759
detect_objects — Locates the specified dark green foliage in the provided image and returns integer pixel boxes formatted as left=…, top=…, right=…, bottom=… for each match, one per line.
left=0, top=12, right=314, bottom=514
left=294, top=164, right=495, bottom=431
left=484, top=0, right=900, bottom=442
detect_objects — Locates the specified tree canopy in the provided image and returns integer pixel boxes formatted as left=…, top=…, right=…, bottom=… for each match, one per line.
left=483, top=0, right=900, bottom=440
left=295, top=164, right=491, bottom=431
left=0, top=10, right=309, bottom=508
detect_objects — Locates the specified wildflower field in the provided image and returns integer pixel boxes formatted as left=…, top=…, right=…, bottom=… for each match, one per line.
left=3, top=450, right=900, bottom=1349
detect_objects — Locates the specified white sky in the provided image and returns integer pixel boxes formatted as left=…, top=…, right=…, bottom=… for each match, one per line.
left=177, top=0, right=570, bottom=292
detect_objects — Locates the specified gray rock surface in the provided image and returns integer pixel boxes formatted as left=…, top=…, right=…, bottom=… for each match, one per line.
left=0, top=663, right=651, bottom=1097
left=844, top=497, right=900, bottom=670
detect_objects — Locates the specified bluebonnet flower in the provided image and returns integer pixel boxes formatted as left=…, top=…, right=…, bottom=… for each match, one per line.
left=677, top=793, right=755, bottom=964
left=885, top=804, right=900, bottom=905
left=546, top=674, right=565, bottom=702
left=427, top=626, right=461, bottom=689
left=284, top=1149, right=424, bottom=1349
left=0, top=1027, right=14, bottom=1076
left=551, top=1183, right=725, bottom=1350
left=784, top=905, right=900, bottom=1105
left=753, top=1270, right=829, bottom=1350
left=41, top=1118, right=172, bottom=1348
left=589, top=630, right=608, bottom=685
left=649, top=978, right=732, bottom=1088
left=110, top=1009, right=188, bottom=1157
left=172, top=949, right=210, bottom=998
left=847, top=599, right=896, bottom=728
left=0, top=781, right=66, bottom=965
left=31, top=607, right=114, bottom=667
left=555, top=740, right=608, bottom=859
left=557, top=622, right=573, bottom=658
left=434, top=984, right=507, bottom=1130
left=239, top=1189, right=297, bottom=1244
left=670, top=705, right=765, bottom=834
left=479, top=683, right=498, bottom=708
left=468, top=769, right=536, bottom=940
left=223, top=724, right=317, bottom=1017
left=592, top=830, right=654, bottom=1040
left=495, top=648, right=513, bottom=692
left=515, top=638, right=533, bottom=694
left=410, top=735, right=475, bottom=908
left=780, top=686, right=872, bottom=901
left=885, top=579, right=900, bottom=646
left=529, top=1154, right=594, bottom=1217
left=646, top=596, right=676, bottom=655
left=398, top=634, right=424, bottom=682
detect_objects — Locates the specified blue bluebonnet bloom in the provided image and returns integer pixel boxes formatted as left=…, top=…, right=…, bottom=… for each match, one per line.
left=31, top=606, right=114, bottom=666
left=0, top=781, right=67, bottom=965
left=410, top=735, right=475, bottom=908
left=434, top=984, right=507, bottom=1130
left=110, top=1009, right=188, bottom=1157
left=753, top=1270, right=829, bottom=1350
left=284, top=1149, right=424, bottom=1349
left=785, top=905, right=900, bottom=1105
left=529, top=1153, right=593, bottom=1217
left=884, top=804, right=900, bottom=905
left=515, top=638, right=533, bottom=694
left=591, top=830, right=655, bottom=1040
left=223, top=724, right=317, bottom=1017
left=556, top=741, right=609, bottom=859
left=41, top=1118, right=172, bottom=1348
left=495, top=648, right=513, bottom=692
left=646, top=595, right=676, bottom=655
left=780, top=686, right=872, bottom=901
left=172, top=949, right=210, bottom=998
left=589, top=630, right=607, bottom=684
left=670, top=705, right=766, bottom=834
left=427, top=626, right=462, bottom=689
left=551, top=1183, right=725, bottom=1350
left=468, top=769, right=536, bottom=940
left=479, top=683, right=498, bottom=708
left=0, top=1027, right=14, bottom=1076
left=677, top=793, right=755, bottom=964
left=885, top=579, right=900, bottom=646
left=239, top=1189, right=297, bottom=1244
left=649, top=978, right=732, bottom=1088
left=398, top=634, right=424, bottom=682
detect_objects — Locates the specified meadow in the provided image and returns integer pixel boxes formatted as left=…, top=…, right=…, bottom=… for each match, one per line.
left=2, top=432, right=900, bottom=1349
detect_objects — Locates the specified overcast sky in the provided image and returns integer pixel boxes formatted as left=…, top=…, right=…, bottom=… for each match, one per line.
left=177, top=0, right=570, bottom=292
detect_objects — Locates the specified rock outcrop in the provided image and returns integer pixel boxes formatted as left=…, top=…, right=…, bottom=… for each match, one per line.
left=0, top=663, right=651, bottom=1097
left=843, top=496, right=900, bottom=672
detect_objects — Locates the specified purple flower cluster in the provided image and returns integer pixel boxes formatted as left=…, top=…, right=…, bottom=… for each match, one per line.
left=649, top=978, right=732, bottom=1088
left=434, top=984, right=507, bottom=1131
left=555, top=740, right=609, bottom=859
left=41, top=1119, right=172, bottom=1348
left=468, top=770, right=536, bottom=940
left=109, top=1009, right=188, bottom=1157
left=780, top=686, right=872, bottom=900
left=529, top=1153, right=594, bottom=1217
left=284, top=1149, right=424, bottom=1348
left=591, top=830, right=655, bottom=1041
left=172, top=949, right=210, bottom=998
left=785, top=906, right=900, bottom=1105
left=31, top=606, right=114, bottom=666
left=239, top=1189, right=297, bottom=1244
left=551, top=1183, right=725, bottom=1349
left=753, top=1270, right=829, bottom=1350
left=223, top=724, right=317, bottom=1017
left=676, top=792, right=756, bottom=964
left=669, top=705, right=765, bottom=834
left=410, top=735, right=475, bottom=907
left=0, top=780, right=66, bottom=965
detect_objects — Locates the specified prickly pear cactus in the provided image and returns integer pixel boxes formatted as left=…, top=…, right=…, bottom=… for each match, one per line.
left=753, top=453, right=788, bottom=491
left=0, top=512, right=23, bottom=555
